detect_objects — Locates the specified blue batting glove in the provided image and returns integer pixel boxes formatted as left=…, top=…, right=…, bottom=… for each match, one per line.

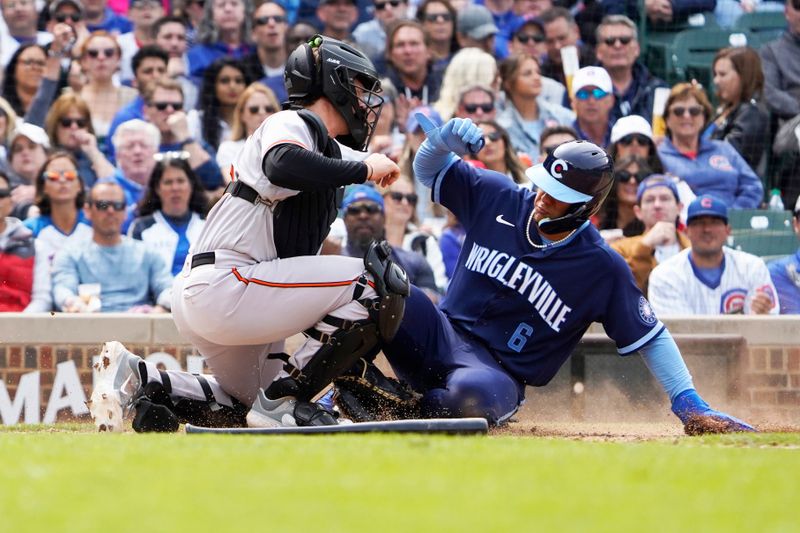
left=671, top=389, right=756, bottom=434
left=416, top=114, right=485, bottom=155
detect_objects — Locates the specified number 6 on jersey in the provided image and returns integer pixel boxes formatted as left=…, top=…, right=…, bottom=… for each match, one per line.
left=507, top=322, right=534, bottom=352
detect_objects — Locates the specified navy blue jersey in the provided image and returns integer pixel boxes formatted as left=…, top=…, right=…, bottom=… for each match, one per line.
left=432, top=160, right=664, bottom=386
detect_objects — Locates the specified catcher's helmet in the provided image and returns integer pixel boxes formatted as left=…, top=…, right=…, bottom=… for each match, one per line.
left=284, top=35, right=383, bottom=151
left=526, top=140, right=614, bottom=233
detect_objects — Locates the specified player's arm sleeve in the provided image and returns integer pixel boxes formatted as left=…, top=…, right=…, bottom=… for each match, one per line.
left=263, top=143, right=368, bottom=191
left=638, top=329, right=694, bottom=403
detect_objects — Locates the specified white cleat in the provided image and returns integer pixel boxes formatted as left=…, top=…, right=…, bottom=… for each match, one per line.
left=246, top=390, right=299, bottom=428
left=86, top=341, right=142, bottom=432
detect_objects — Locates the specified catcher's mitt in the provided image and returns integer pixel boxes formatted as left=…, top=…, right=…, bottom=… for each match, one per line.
left=334, top=359, right=421, bottom=422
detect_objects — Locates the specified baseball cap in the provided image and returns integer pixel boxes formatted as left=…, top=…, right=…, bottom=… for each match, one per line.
left=636, top=174, right=680, bottom=204
left=571, top=66, right=613, bottom=96
left=342, top=184, right=384, bottom=212
left=9, top=122, right=50, bottom=150
left=49, top=0, right=84, bottom=16
left=509, top=15, right=545, bottom=37
left=406, top=105, right=443, bottom=134
left=457, top=5, right=499, bottom=41
left=610, top=115, right=654, bottom=145
left=687, top=194, right=728, bottom=224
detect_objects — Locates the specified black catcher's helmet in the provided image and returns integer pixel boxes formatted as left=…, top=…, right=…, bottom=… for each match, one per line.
left=525, top=140, right=614, bottom=233
left=284, top=35, right=383, bottom=151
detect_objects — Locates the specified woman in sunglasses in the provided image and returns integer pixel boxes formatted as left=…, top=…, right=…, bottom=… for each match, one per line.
left=216, top=82, right=280, bottom=174
left=23, top=151, right=93, bottom=312
left=43, top=93, right=115, bottom=189
left=657, top=82, right=762, bottom=209
left=434, top=47, right=499, bottom=121
left=78, top=32, right=138, bottom=153
left=2, top=44, right=50, bottom=117
left=188, top=57, right=250, bottom=151
left=597, top=155, right=652, bottom=241
left=129, top=157, right=209, bottom=277
left=608, top=114, right=664, bottom=173
left=472, top=120, right=529, bottom=186
left=416, top=0, right=459, bottom=73
left=707, top=47, right=768, bottom=171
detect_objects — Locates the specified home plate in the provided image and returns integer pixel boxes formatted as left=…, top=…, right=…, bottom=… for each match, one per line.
left=185, top=418, right=488, bottom=435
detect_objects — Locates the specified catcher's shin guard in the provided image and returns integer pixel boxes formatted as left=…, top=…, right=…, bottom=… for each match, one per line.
left=363, top=240, right=410, bottom=341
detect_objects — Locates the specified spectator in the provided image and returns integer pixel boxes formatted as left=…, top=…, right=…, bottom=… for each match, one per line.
left=595, top=15, right=667, bottom=125
left=52, top=180, right=173, bottom=312
left=538, top=7, right=595, bottom=88
left=21, top=23, right=73, bottom=128
left=340, top=184, right=440, bottom=299
left=2, top=44, right=49, bottom=117
left=399, top=105, right=442, bottom=220
left=571, top=66, right=615, bottom=146
left=471, top=120, right=529, bottom=186
left=174, top=0, right=204, bottom=44
left=78, top=32, right=138, bottom=152
left=768, top=196, right=800, bottom=314
left=0, top=0, right=53, bottom=67
left=537, top=123, right=577, bottom=161
left=433, top=47, right=498, bottom=121
left=657, top=82, right=763, bottom=209
left=216, top=83, right=280, bottom=174
left=23, top=151, right=92, bottom=312
left=382, top=178, right=448, bottom=292
left=105, top=45, right=170, bottom=160
left=118, top=0, right=164, bottom=84
left=188, top=58, right=250, bottom=151
left=384, top=21, right=444, bottom=130
left=453, top=84, right=496, bottom=122
left=611, top=174, right=689, bottom=293
left=608, top=114, right=664, bottom=172
left=82, top=0, right=133, bottom=34
left=187, top=0, right=252, bottom=81
left=455, top=4, right=498, bottom=55
left=354, top=0, right=408, bottom=75
left=707, top=47, right=769, bottom=172
left=47, top=0, right=90, bottom=45
left=7, top=122, right=50, bottom=220
left=496, top=52, right=574, bottom=160
left=44, top=93, right=115, bottom=189
left=153, top=16, right=199, bottom=110
left=140, top=77, right=224, bottom=191
left=129, top=157, right=208, bottom=276
left=0, top=97, right=16, bottom=161
left=649, top=194, right=779, bottom=315
left=512, top=0, right=551, bottom=19
left=482, top=0, right=518, bottom=58
left=603, top=0, right=715, bottom=26
left=110, top=119, right=159, bottom=210
left=0, top=171, right=35, bottom=311
left=285, top=20, right=319, bottom=51
left=241, top=2, right=290, bottom=102
left=416, top=0, right=459, bottom=73
left=597, top=154, right=651, bottom=239
left=760, top=0, right=800, bottom=122
left=316, top=0, right=359, bottom=42
left=507, top=16, right=547, bottom=65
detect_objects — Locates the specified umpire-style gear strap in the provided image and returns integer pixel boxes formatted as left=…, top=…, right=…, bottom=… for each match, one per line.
left=363, top=240, right=410, bottom=341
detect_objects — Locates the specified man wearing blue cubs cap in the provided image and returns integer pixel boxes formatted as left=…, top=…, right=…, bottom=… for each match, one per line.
left=650, top=194, right=779, bottom=318
left=612, top=174, right=689, bottom=293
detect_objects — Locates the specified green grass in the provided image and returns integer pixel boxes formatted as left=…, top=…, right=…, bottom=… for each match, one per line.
left=1, top=430, right=797, bottom=532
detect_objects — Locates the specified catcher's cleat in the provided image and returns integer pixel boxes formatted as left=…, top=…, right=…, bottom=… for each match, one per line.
left=246, top=388, right=338, bottom=428
left=334, top=359, right=421, bottom=422
left=87, top=341, right=143, bottom=432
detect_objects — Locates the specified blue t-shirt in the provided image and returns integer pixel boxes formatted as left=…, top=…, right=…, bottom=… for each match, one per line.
left=432, top=160, right=664, bottom=386
left=768, top=250, right=800, bottom=314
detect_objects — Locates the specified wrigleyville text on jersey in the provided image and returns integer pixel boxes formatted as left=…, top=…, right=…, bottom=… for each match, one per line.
left=464, top=242, right=572, bottom=332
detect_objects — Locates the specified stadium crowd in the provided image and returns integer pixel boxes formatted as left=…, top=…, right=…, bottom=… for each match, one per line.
left=0, top=0, right=798, bottom=315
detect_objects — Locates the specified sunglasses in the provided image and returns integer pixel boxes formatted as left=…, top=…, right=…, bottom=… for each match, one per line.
left=484, top=131, right=503, bottom=142
left=618, top=133, right=651, bottom=147
left=60, top=117, right=88, bottom=128
left=375, top=0, right=403, bottom=9
left=424, top=12, right=453, bottom=22
left=247, top=105, right=276, bottom=114
left=150, top=101, right=183, bottom=111
left=254, top=14, right=287, bottom=25
left=575, top=88, right=609, bottom=100
left=91, top=199, right=127, bottom=211
left=43, top=170, right=78, bottom=182
left=0, top=188, right=10, bottom=198
left=346, top=203, right=382, bottom=216
left=616, top=170, right=649, bottom=182
left=601, top=35, right=633, bottom=46
left=670, top=105, right=704, bottom=117
left=463, top=103, right=493, bottom=113
left=86, top=48, right=116, bottom=59
left=515, top=33, right=545, bottom=44
left=54, top=12, right=82, bottom=22
left=218, top=76, right=245, bottom=85
left=386, top=191, right=418, bottom=205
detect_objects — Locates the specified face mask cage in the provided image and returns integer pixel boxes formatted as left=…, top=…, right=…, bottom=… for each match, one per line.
left=334, top=66, right=383, bottom=150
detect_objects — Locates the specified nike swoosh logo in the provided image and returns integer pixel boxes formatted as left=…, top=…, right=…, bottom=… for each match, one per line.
left=496, top=214, right=515, bottom=227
